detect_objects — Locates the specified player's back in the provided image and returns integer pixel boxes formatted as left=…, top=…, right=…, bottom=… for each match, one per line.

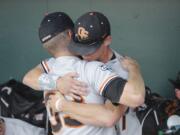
left=44, top=56, right=117, bottom=135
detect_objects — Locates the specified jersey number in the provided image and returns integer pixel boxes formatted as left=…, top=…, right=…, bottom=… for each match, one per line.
left=62, top=96, right=84, bottom=128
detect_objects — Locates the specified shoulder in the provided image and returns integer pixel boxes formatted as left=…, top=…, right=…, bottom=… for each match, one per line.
left=85, top=61, right=112, bottom=72
left=43, top=57, right=55, bottom=66
left=41, top=57, right=55, bottom=72
left=42, top=57, right=54, bottom=63
left=113, top=51, right=124, bottom=59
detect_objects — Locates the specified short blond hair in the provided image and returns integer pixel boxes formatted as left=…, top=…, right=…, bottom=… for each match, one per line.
left=43, top=29, right=71, bottom=55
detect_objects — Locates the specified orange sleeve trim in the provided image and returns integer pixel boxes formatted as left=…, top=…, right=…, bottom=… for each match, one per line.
left=99, top=75, right=119, bottom=95
left=41, top=60, right=50, bottom=73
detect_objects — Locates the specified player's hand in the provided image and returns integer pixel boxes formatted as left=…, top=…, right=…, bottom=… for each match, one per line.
left=120, top=56, right=140, bottom=72
left=48, top=91, right=65, bottom=112
left=56, top=72, right=88, bottom=100
left=44, top=91, right=56, bottom=105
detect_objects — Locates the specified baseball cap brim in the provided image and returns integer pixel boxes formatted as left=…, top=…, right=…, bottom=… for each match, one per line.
left=68, top=40, right=101, bottom=56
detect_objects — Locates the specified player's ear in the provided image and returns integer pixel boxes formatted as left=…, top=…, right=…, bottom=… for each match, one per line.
left=103, top=36, right=112, bottom=47
left=67, top=29, right=73, bottom=38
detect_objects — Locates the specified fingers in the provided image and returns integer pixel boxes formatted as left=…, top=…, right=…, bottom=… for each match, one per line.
left=73, top=79, right=88, bottom=89
left=71, top=82, right=88, bottom=95
left=122, top=56, right=137, bottom=64
left=65, top=72, right=87, bottom=87
left=56, top=91, right=64, bottom=99
left=57, top=71, right=89, bottom=98
left=64, top=78, right=88, bottom=97
left=74, top=79, right=87, bottom=87
left=66, top=72, right=79, bottom=78
left=49, top=92, right=61, bottom=100
left=69, top=93, right=81, bottom=100
left=71, top=87, right=88, bottom=96
left=68, top=73, right=88, bottom=91
left=48, top=92, right=64, bottom=104
left=57, top=72, right=88, bottom=96
left=120, top=56, right=139, bottom=70
left=47, top=95, right=57, bottom=112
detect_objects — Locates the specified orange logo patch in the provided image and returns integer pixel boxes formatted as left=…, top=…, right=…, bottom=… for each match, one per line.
left=77, top=27, right=89, bottom=41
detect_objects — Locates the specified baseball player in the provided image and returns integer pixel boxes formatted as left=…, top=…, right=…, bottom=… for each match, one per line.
left=23, top=11, right=145, bottom=135
left=47, top=12, right=145, bottom=135
left=23, top=11, right=122, bottom=135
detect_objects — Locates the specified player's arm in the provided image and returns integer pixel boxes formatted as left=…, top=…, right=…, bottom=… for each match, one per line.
left=48, top=92, right=127, bottom=127
left=22, top=64, right=44, bottom=90
left=22, top=61, right=88, bottom=98
left=119, top=56, right=145, bottom=107
left=67, top=102, right=127, bottom=127
left=22, top=62, right=58, bottom=91
left=101, top=57, right=145, bottom=107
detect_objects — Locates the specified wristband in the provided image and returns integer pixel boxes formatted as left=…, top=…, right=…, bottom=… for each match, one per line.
left=38, top=73, right=58, bottom=90
left=55, top=99, right=62, bottom=112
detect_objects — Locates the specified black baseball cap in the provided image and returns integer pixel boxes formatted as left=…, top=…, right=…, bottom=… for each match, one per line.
left=169, top=71, right=180, bottom=89
left=68, top=12, right=111, bottom=55
left=39, top=12, right=74, bottom=43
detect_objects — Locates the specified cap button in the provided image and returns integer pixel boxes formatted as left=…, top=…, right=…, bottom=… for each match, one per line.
left=90, top=25, right=93, bottom=28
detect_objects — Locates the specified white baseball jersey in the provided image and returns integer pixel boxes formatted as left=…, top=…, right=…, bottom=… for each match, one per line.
left=105, top=51, right=142, bottom=135
left=42, top=56, right=118, bottom=135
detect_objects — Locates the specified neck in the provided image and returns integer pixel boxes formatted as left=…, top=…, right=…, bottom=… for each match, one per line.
left=53, top=49, right=74, bottom=58
left=99, top=47, right=113, bottom=63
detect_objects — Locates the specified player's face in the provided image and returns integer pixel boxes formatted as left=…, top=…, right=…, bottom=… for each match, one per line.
left=82, top=44, right=104, bottom=61
left=175, top=88, right=180, bottom=99
left=82, top=37, right=111, bottom=62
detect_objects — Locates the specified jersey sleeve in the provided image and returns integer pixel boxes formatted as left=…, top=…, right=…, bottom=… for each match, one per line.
left=86, top=61, right=127, bottom=103
left=86, top=62, right=125, bottom=101
left=41, top=58, right=54, bottom=73
left=101, top=77, right=127, bottom=104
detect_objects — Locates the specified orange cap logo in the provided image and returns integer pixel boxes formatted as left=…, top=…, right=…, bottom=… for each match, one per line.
left=77, top=27, right=89, bottom=41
